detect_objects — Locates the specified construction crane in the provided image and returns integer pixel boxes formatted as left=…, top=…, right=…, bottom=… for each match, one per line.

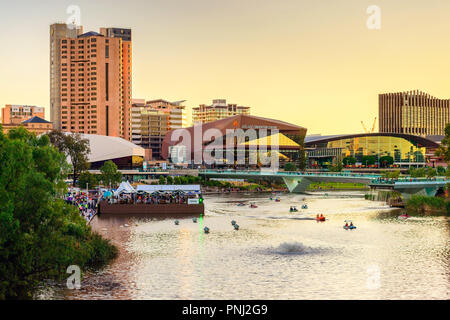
left=361, top=117, right=377, bottom=133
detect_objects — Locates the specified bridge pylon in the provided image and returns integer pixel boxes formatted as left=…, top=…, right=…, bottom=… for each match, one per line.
left=282, top=177, right=312, bottom=193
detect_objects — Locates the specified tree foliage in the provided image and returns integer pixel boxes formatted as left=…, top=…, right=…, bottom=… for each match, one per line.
left=99, top=160, right=122, bottom=188
left=284, top=163, right=297, bottom=172
left=379, top=156, right=394, bottom=168
left=408, top=167, right=427, bottom=178
left=0, top=126, right=117, bottom=299
left=78, top=171, right=98, bottom=189
left=328, top=160, right=343, bottom=172
left=361, top=155, right=376, bottom=166
left=343, top=156, right=357, bottom=166
left=47, top=130, right=90, bottom=186
left=382, top=170, right=401, bottom=179
left=436, top=166, right=446, bottom=176
left=436, top=123, right=450, bottom=163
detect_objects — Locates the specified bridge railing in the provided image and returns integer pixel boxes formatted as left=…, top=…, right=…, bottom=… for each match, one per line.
left=199, top=169, right=381, bottom=178
left=370, top=177, right=448, bottom=185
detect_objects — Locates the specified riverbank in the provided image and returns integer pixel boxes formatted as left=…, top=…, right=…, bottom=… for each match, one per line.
left=405, top=195, right=450, bottom=215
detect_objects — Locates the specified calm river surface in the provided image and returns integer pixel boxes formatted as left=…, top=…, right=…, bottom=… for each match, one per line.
left=40, top=191, right=449, bottom=300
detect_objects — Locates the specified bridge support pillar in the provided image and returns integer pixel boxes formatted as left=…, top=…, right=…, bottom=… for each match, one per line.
left=283, top=177, right=312, bottom=193
left=397, top=187, right=439, bottom=200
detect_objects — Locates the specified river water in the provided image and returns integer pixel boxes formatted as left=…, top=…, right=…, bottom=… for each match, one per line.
left=40, top=191, right=449, bottom=300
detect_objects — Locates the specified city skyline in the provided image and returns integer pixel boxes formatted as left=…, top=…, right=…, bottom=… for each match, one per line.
left=1, top=0, right=450, bottom=134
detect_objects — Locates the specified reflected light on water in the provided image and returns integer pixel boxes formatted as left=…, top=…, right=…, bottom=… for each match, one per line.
left=41, top=191, right=449, bottom=300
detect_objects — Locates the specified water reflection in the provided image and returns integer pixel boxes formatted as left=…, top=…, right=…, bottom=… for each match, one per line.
left=42, top=191, right=449, bottom=300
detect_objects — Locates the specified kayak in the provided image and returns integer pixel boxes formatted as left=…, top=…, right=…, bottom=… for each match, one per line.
left=343, top=226, right=356, bottom=230
left=316, top=217, right=326, bottom=222
left=250, top=204, right=258, bottom=208
left=398, top=214, right=409, bottom=219
left=237, top=203, right=246, bottom=207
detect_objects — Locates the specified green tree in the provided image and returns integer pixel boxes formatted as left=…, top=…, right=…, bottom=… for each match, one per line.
left=78, top=171, right=98, bottom=189
left=436, top=165, right=446, bottom=176
left=426, top=167, right=437, bottom=178
left=284, top=163, right=297, bottom=172
left=343, top=156, right=357, bottom=166
left=0, top=126, right=117, bottom=299
left=382, top=170, right=400, bottom=179
left=436, top=123, right=450, bottom=162
left=100, top=160, right=122, bottom=188
left=328, top=161, right=343, bottom=172
left=159, top=175, right=166, bottom=185
left=379, top=156, right=394, bottom=168
left=361, top=155, right=376, bottom=166
left=47, top=130, right=90, bottom=186
left=408, top=167, right=427, bottom=177
left=166, top=176, right=174, bottom=185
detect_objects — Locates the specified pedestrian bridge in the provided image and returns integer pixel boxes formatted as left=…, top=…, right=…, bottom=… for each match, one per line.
left=369, top=178, right=448, bottom=198
left=199, top=170, right=448, bottom=197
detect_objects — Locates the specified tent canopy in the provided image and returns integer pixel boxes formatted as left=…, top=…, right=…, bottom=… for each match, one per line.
left=114, top=181, right=136, bottom=196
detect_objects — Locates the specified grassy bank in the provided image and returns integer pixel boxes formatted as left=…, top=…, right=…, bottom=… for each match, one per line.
left=308, top=182, right=369, bottom=191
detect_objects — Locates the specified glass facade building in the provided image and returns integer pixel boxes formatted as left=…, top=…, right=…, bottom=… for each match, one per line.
left=305, top=133, right=439, bottom=168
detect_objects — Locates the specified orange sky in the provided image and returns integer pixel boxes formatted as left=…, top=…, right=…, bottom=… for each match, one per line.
left=0, top=0, right=449, bottom=134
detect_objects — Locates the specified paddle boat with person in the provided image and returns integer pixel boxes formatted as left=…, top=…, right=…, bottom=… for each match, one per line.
left=316, top=214, right=326, bottom=222
left=398, top=214, right=410, bottom=220
left=290, top=206, right=298, bottom=213
left=343, top=220, right=356, bottom=230
left=274, top=198, right=281, bottom=202
left=237, top=202, right=246, bottom=207
left=250, top=202, right=258, bottom=208
left=301, top=204, right=308, bottom=210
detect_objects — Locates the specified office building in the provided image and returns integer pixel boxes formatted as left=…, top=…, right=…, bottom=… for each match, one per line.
left=192, top=99, right=250, bottom=124
left=379, top=90, right=450, bottom=136
left=1, top=105, right=45, bottom=124
left=131, top=100, right=169, bottom=160
left=145, top=99, right=187, bottom=130
left=49, top=23, right=132, bottom=139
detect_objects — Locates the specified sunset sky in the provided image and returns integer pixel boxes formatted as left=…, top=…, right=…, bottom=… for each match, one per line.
left=1, top=0, right=450, bottom=134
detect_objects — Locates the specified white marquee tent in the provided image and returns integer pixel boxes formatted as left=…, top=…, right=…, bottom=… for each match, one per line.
left=114, top=181, right=136, bottom=196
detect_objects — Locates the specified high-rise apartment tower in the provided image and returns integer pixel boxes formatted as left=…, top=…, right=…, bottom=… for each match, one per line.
left=379, top=90, right=450, bottom=136
left=49, top=23, right=132, bottom=138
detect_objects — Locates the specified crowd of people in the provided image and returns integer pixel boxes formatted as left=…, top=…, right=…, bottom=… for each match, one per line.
left=64, top=192, right=100, bottom=222
left=107, top=192, right=199, bottom=205
left=63, top=188, right=202, bottom=223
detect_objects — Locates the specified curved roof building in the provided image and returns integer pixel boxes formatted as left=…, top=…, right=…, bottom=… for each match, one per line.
left=162, top=114, right=306, bottom=165
left=65, top=133, right=146, bottom=169
left=305, top=133, right=439, bottom=168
